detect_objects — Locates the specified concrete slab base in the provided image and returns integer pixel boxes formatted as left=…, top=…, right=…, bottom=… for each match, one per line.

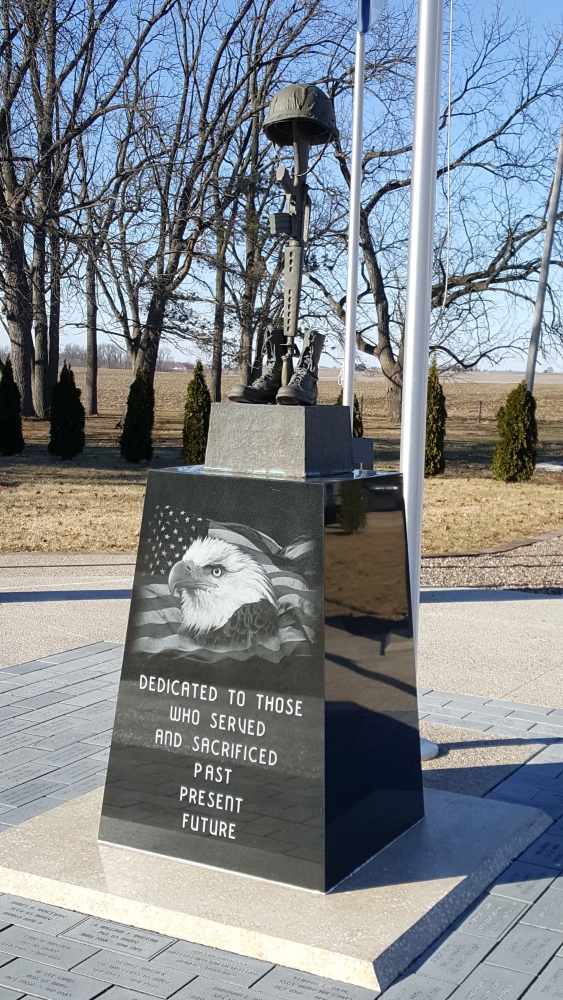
left=0, top=787, right=549, bottom=995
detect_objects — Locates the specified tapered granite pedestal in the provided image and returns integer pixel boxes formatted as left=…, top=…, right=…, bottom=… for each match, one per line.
left=99, top=455, right=423, bottom=892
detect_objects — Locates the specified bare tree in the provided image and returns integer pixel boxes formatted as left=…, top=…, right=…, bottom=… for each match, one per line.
left=305, top=4, right=563, bottom=418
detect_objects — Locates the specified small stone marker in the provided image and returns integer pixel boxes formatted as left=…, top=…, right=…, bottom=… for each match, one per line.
left=0, top=987, right=24, bottom=999
left=490, top=861, right=558, bottom=903
left=0, top=895, right=85, bottom=934
left=484, top=922, right=563, bottom=974
left=376, top=974, right=455, bottom=999
left=255, top=967, right=378, bottom=1000
left=415, top=931, right=493, bottom=984
left=0, top=924, right=99, bottom=969
left=48, top=759, right=102, bottom=784
left=153, top=941, right=272, bottom=986
left=522, top=888, right=563, bottom=932
left=443, top=963, right=534, bottom=1000
left=0, top=956, right=110, bottom=1000
left=0, top=778, right=63, bottom=808
left=169, top=976, right=277, bottom=1000
left=519, top=835, right=563, bottom=870
left=73, top=953, right=195, bottom=997
left=523, top=955, right=563, bottom=998
left=63, top=917, right=175, bottom=959
left=456, top=895, right=528, bottom=940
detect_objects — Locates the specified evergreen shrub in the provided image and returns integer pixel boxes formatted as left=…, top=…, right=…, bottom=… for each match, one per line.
left=49, top=363, right=85, bottom=459
left=425, top=359, right=447, bottom=476
left=120, top=364, right=154, bottom=463
left=492, top=380, right=537, bottom=482
left=335, top=389, right=364, bottom=437
left=182, top=360, right=211, bottom=464
left=0, top=359, right=24, bottom=456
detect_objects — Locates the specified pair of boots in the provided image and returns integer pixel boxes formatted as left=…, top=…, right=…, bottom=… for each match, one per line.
left=229, top=328, right=325, bottom=406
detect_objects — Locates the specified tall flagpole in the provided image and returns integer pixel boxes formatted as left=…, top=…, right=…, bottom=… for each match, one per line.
left=400, top=0, right=444, bottom=649
left=342, top=29, right=366, bottom=427
left=525, top=124, right=563, bottom=394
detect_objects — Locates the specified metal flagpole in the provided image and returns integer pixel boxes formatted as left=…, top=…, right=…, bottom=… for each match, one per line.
left=342, top=29, right=366, bottom=427
left=525, top=124, right=563, bottom=394
left=400, top=0, right=444, bottom=649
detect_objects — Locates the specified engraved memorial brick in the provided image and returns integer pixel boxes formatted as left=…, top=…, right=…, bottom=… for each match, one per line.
left=523, top=956, right=563, bottom=998
left=73, top=953, right=195, bottom=997
left=255, top=966, right=378, bottom=1000
left=0, top=895, right=85, bottom=934
left=522, top=888, right=563, bottom=932
left=484, top=922, right=563, bottom=974
left=0, top=956, right=110, bottom=1000
left=99, top=469, right=423, bottom=891
left=63, top=917, right=174, bottom=959
left=153, top=941, right=272, bottom=986
left=169, top=976, right=276, bottom=1000
left=0, top=924, right=99, bottom=969
left=373, top=975, right=455, bottom=999
left=415, top=931, right=493, bottom=984
left=519, top=835, right=563, bottom=869
left=456, top=896, right=528, bottom=940
left=443, top=964, right=534, bottom=1000
left=490, top=861, right=558, bottom=903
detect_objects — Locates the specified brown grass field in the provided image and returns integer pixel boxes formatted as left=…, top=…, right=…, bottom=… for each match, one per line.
left=0, top=368, right=562, bottom=555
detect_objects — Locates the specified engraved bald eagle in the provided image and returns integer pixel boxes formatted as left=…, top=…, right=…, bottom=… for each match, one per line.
left=168, top=536, right=278, bottom=646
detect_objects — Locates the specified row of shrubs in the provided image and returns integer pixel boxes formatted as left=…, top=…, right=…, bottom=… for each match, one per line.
left=425, top=359, right=538, bottom=482
left=0, top=357, right=538, bottom=482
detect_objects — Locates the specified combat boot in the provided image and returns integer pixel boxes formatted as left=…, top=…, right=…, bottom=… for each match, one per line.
left=276, top=330, right=325, bottom=406
left=228, top=326, right=284, bottom=404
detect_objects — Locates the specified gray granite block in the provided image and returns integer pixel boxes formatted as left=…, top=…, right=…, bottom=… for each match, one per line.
left=170, top=978, right=278, bottom=1000
left=487, top=784, right=538, bottom=805
left=523, top=956, right=563, bottom=998
left=523, top=889, right=563, bottom=932
left=362, top=975, right=454, bottom=999
left=485, top=701, right=554, bottom=715
left=0, top=924, right=99, bottom=969
left=10, top=692, right=66, bottom=710
left=0, top=777, right=64, bottom=808
left=529, top=792, right=563, bottom=819
left=48, top=773, right=105, bottom=801
left=62, top=917, right=174, bottom=960
left=519, top=835, right=563, bottom=869
left=254, top=967, right=377, bottom=1000
left=0, top=894, right=85, bottom=934
left=417, top=697, right=455, bottom=709
left=49, top=759, right=103, bottom=784
left=0, top=987, right=24, bottom=999
left=82, top=731, right=113, bottom=747
left=441, top=963, right=533, bottom=999
left=484, top=922, right=563, bottom=974
left=0, top=760, right=59, bottom=789
left=490, top=861, right=558, bottom=903
left=420, top=716, right=491, bottom=732
left=0, top=748, right=45, bottom=771
left=153, top=940, right=273, bottom=987
left=89, top=749, right=110, bottom=762
left=0, top=796, right=61, bottom=825
left=414, top=931, right=493, bottom=984
left=72, top=952, right=195, bottom=997
left=34, top=728, right=97, bottom=751
left=0, top=707, right=29, bottom=723
left=100, top=989, right=187, bottom=1000
left=0, top=947, right=97, bottom=991
left=455, top=896, right=528, bottom=940
left=39, top=743, right=99, bottom=768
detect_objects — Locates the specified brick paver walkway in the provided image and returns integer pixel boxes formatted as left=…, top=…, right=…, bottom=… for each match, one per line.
left=0, top=645, right=563, bottom=998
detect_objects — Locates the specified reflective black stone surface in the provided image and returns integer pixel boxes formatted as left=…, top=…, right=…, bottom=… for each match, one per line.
left=99, top=468, right=423, bottom=892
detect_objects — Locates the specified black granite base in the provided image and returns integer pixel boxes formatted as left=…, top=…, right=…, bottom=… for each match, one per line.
left=99, top=468, right=423, bottom=892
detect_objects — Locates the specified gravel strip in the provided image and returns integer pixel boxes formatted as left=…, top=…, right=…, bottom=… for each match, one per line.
left=422, top=535, right=563, bottom=589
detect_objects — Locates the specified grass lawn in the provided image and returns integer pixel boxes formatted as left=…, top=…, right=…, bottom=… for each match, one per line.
left=0, top=370, right=561, bottom=555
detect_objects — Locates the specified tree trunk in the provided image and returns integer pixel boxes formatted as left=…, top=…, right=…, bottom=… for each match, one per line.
left=386, top=381, right=402, bottom=422
left=135, top=295, right=165, bottom=381
left=211, top=252, right=226, bottom=402
left=31, top=229, right=50, bottom=419
left=85, top=252, right=98, bottom=415
left=48, top=230, right=60, bottom=393
left=2, top=231, right=34, bottom=416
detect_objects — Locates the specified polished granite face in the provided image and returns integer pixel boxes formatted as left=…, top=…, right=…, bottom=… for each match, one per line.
left=99, top=468, right=423, bottom=892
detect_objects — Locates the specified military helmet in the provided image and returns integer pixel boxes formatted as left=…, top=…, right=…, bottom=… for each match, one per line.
left=264, top=84, right=339, bottom=146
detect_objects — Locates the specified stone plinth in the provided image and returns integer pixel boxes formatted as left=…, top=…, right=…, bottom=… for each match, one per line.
left=204, top=404, right=353, bottom=477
